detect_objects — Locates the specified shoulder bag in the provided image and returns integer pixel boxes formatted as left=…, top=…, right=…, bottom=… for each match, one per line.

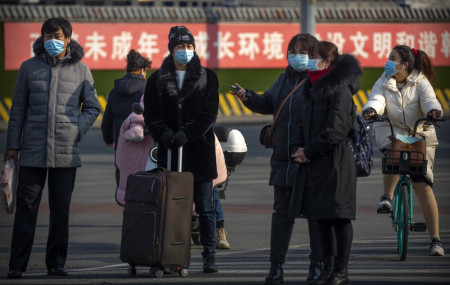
left=259, top=79, right=306, bottom=148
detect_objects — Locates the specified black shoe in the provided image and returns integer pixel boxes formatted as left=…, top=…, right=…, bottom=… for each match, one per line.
left=47, top=267, right=68, bottom=276
left=7, top=269, right=22, bottom=279
left=309, top=256, right=334, bottom=285
left=307, top=259, right=322, bottom=283
left=330, top=258, right=349, bottom=285
left=264, top=262, right=284, bottom=285
left=202, top=254, right=218, bottom=273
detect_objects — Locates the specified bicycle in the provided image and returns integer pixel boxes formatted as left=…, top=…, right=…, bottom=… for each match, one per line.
left=368, top=115, right=445, bottom=261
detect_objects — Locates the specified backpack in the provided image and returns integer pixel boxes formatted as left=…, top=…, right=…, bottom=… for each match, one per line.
left=347, top=113, right=373, bottom=177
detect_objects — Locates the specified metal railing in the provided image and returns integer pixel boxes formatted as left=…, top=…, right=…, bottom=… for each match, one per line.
left=12, top=0, right=402, bottom=7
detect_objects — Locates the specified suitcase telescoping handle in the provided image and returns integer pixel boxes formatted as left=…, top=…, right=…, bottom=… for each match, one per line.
left=167, top=147, right=183, bottom=172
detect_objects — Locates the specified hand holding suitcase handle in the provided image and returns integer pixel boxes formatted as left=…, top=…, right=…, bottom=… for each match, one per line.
left=167, top=147, right=183, bottom=172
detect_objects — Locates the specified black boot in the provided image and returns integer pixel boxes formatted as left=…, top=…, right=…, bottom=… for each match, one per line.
left=308, top=256, right=334, bottom=285
left=306, top=258, right=322, bottom=283
left=264, top=262, right=284, bottom=285
left=329, top=258, right=349, bottom=285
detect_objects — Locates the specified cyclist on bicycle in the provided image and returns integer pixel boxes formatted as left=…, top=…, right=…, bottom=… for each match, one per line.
left=362, top=45, right=444, bottom=256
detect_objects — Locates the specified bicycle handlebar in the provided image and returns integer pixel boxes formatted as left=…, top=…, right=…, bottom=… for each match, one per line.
left=413, top=117, right=445, bottom=133
left=365, top=115, right=445, bottom=138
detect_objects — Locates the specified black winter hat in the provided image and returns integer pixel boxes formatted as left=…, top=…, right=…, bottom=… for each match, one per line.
left=168, top=26, right=195, bottom=54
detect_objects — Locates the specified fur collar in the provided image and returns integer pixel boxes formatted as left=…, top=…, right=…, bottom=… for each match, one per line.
left=158, top=53, right=204, bottom=101
left=33, top=37, right=84, bottom=64
left=311, top=54, right=362, bottom=100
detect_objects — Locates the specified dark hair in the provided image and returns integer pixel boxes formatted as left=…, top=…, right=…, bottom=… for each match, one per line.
left=286, top=33, right=318, bottom=54
left=41, top=17, right=72, bottom=38
left=126, top=49, right=152, bottom=73
left=393, top=45, right=435, bottom=82
left=312, top=41, right=339, bottom=65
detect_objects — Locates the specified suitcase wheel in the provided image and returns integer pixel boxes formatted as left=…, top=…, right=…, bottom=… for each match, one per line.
left=150, top=267, right=164, bottom=278
left=127, top=266, right=136, bottom=276
left=179, top=268, right=189, bottom=277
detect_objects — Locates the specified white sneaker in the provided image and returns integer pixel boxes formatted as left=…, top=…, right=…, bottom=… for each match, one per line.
left=429, top=238, right=445, bottom=256
left=216, top=227, right=230, bottom=249
left=377, top=195, right=393, bottom=213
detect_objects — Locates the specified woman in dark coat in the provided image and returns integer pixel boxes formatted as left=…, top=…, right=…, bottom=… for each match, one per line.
left=232, top=33, right=323, bottom=285
left=101, top=49, right=151, bottom=185
left=292, top=41, right=362, bottom=285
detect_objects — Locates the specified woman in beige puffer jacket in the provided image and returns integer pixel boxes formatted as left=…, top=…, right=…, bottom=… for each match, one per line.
left=362, top=45, right=444, bottom=256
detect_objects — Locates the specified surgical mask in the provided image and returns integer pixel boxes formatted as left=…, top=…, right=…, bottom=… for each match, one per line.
left=288, top=54, right=309, bottom=71
left=174, top=49, right=194, bottom=65
left=384, top=60, right=401, bottom=77
left=307, top=58, right=324, bottom=71
left=44, top=39, right=65, bottom=57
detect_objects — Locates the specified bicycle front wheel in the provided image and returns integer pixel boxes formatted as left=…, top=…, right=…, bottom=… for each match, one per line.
left=396, top=183, right=410, bottom=261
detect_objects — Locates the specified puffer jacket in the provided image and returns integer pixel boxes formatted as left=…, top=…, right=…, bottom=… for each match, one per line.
left=243, top=66, right=308, bottom=188
left=363, top=71, right=443, bottom=150
left=101, top=73, right=147, bottom=148
left=6, top=37, right=100, bottom=168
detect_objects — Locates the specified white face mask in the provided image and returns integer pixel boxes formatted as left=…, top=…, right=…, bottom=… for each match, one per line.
left=288, top=54, right=309, bottom=71
left=307, top=58, right=326, bottom=71
left=44, top=39, right=65, bottom=57
left=174, top=49, right=194, bottom=64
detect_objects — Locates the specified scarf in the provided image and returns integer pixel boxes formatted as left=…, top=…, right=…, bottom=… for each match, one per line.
left=307, top=66, right=333, bottom=85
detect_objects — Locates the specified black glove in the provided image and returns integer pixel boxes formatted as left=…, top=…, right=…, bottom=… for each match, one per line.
left=171, top=130, right=189, bottom=148
left=426, top=109, right=441, bottom=119
left=159, top=131, right=174, bottom=148
left=362, top=107, right=376, bottom=120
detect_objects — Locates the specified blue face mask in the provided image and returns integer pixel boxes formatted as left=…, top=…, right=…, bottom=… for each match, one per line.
left=384, top=60, right=401, bottom=77
left=44, top=39, right=65, bottom=57
left=174, top=49, right=194, bottom=65
left=307, top=58, right=324, bottom=71
left=288, top=54, right=309, bottom=71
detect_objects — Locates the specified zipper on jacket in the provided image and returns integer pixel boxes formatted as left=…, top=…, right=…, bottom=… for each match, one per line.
left=285, top=77, right=300, bottom=187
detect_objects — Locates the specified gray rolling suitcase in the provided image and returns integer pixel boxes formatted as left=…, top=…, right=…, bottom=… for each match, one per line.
left=120, top=147, right=194, bottom=278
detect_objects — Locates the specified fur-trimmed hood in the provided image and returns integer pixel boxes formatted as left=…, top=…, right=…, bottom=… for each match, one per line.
left=158, top=53, right=204, bottom=101
left=33, top=36, right=84, bottom=64
left=311, top=54, right=362, bottom=100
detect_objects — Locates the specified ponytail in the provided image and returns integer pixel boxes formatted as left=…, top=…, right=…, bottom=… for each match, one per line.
left=414, top=49, right=435, bottom=83
left=393, top=45, right=435, bottom=83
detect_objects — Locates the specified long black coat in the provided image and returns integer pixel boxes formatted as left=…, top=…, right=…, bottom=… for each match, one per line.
left=290, top=54, right=362, bottom=220
left=243, top=66, right=308, bottom=188
left=101, top=73, right=147, bottom=148
left=143, top=54, right=218, bottom=181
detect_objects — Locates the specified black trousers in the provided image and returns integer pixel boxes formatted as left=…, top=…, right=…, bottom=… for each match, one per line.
left=9, top=166, right=77, bottom=271
left=317, top=219, right=353, bottom=262
left=270, top=186, right=322, bottom=264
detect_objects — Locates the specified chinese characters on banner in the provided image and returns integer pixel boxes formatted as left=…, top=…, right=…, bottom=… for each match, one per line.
left=3, top=22, right=450, bottom=70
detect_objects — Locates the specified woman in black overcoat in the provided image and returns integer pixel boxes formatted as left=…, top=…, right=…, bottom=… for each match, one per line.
left=232, top=34, right=324, bottom=285
left=292, top=41, right=362, bottom=285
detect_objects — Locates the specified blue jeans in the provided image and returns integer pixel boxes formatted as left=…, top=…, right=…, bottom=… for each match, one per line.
left=214, top=186, right=224, bottom=221
left=193, top=180, right=216, bottom=256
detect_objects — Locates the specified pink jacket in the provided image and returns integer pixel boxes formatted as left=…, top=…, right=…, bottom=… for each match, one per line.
left=115, top=115, right=227, bottom=206
left=115, top=111, right=155, bottom=206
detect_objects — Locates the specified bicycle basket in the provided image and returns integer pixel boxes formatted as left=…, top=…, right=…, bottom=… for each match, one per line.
left=382, top=137, right=427, bottom=175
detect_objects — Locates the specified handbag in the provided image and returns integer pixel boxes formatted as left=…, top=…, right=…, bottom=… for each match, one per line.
left=259, top=79, right=306, bottom=148
left=386, top=134, right=426, bottom=165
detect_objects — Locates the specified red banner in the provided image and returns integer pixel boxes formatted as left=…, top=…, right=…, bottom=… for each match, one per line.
left=4, top=22, right=450, bottom=70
